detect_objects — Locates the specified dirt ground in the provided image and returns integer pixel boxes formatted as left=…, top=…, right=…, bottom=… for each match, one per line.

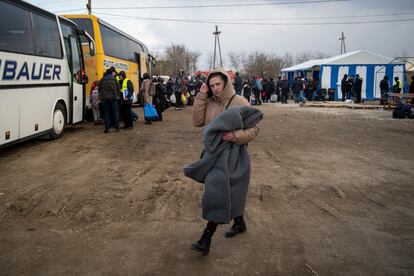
left=1, top=103, right=414, bottom=276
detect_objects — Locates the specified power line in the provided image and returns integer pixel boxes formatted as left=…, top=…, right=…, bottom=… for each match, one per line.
left=54, top=0, right=349, bottom=13
left=95, top=0, right=349, bottom=9
left=94, top=12, right=414, bottom=26
left=205, top=11, right=414, bottom=21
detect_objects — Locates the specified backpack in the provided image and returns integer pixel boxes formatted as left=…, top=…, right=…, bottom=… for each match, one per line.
left=393, top=103, right=412, bottom=119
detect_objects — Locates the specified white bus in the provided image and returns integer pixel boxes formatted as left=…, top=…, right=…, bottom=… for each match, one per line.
left=0, top=0, right=95, bottom=148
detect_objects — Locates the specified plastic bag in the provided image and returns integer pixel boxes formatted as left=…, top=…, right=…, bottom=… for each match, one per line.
left=144, top=103, right=159, bottom=120
left=170, top=93, right=176, bottom=104
left=181, top=94, right=188, bottom=105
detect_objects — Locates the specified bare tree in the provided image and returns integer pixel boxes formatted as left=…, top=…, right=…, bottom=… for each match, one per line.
left=294, top=50, right=314, bottom=64
left=153, top=44, right=201, bottom=76
left=280, top=52, right=294, bottom=70
left=228, top=51, right=246, bottom=74
left=205, top=51, right=214, bottom=70
left=243, top=51, right=292, bottom=78
left=295, top=50, right=331, bottom=64
left=244, top=51, right=269, bottom=77
left=312, top=51, right=330, bottom=59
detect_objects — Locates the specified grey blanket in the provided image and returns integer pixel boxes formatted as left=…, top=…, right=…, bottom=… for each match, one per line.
left=184, top=106, right=263, bottom=224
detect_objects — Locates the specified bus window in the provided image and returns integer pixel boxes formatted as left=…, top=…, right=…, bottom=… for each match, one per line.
left=32, top=12, right=62, bottom=58
left=70, top=36, right=83, bottom=84
left=69, top=18, right=94, bottom=43
left=61, top=24, right=73, bottom=72
left=0, top=1, right=35, bottom=55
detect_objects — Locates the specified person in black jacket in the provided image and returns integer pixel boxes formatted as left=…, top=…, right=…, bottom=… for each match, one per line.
left=118, top=71, right=134, bottom=129
left=354, top=74, right=363, bottom=103
left=153, top=77, right=167, bottom=121
left=264, top=78, right=275, bottom=103
left=280, top=76, right=289, bottom=104
left=380, top=75, right=390, bottom=105
left=242, top=81, right=251, bottom=102
left=99, top=68, right=121, bottom=133
left=234, top=72, right=243, bottom=96
left=347, top=75, right=354, bottom=100
left=341, top=74, right=348, bottom=101
left=276, top=76, right=282, bottom=102
left=292, top=77, right=302, bottom=103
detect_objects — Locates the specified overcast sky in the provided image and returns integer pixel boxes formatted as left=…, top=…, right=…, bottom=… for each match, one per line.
left=28, top=0, right=414, bottom=69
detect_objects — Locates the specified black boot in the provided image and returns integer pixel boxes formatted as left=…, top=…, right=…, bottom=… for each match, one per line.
left=225, top=216, right=247, bottom=238
left=191, top=228, right=214, bottom=255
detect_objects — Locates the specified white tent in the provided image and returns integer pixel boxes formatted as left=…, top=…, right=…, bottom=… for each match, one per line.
left=281, top=50, right=407, bottom=100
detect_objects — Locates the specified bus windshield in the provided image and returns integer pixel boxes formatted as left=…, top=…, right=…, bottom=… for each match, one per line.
left=69, top=18, right=94, bottom=42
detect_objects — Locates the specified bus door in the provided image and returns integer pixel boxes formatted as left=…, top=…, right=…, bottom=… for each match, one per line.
left=68, top=34, right=84, bottom=123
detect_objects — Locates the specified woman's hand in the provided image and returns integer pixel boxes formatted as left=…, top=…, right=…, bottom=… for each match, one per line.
left=199, top=83, right=208, bottom=95
left=223, top=132, right=236, bottom=141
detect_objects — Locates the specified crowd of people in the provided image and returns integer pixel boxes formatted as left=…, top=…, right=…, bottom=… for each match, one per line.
left=233, top=74, right=319, bottom=105
left=89, top=68, right=414, bottom=133
left=340, top=74, right=364, bottom=103
left=90, top=67, right=168, bottom=133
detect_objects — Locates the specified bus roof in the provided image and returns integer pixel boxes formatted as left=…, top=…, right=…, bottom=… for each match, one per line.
left=64, top=14, right=149, bottom=54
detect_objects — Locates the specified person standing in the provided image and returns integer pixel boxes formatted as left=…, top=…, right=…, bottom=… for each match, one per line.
left=261, top=78, right=268, bottom=103
left=306, top=78, right=314, bottom=100
left=267, top=78, right=276, bottom=102
left=89, top=80, right=100, bottom=125
left=189, top=68, right=261, bottom=256
left=166, top=77, right=174, bottom=103
left=153, top=77, right=167, bottom=121
left=347, top=75, right=354, bottom=100
left=174, top=70, right=185, bottom=110
left=292, top=77, right=302, bottom=103
left=354, top=74, right=363, bottom=103
left=255, top=76, right=263, bottom=105
left=118, top=71, right=134, bottom=129
left=140, top=73, right=153, bottom=125
left=341, top=74, right=348, bottom=102
left=380, top=75, right=390, bottom=105
left=99, top=68, right=121, bottom=133
left=281, top=76, right=289, bottom=104
left=276, top=76, right=282, bottom=102
left=300, top=78, right=306, bottom=103
left=409, top=75, right=414, bottom=104
left=242, top=81, right=251, bottom=102
left=234, top=72, right=243, bottom=96
left=393, top=76, right=402, bottom=93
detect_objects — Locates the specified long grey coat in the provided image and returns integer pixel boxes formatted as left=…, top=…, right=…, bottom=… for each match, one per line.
left=184, top=106, right=263, bottom=224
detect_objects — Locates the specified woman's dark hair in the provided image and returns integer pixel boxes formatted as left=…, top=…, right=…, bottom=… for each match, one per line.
left=143, top=73, right=150, bottom=79
left=206, top=72, right=228, bottom=98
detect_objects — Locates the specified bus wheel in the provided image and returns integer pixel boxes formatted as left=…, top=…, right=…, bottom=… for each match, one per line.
left=49, top=103, right=66, bottom=139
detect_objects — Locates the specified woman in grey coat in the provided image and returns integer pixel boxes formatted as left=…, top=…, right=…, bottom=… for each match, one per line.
left=186, top=68, right=262, bottom=255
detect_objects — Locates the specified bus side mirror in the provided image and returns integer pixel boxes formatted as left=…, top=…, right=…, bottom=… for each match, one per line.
left=89, top=40, right=95, bottom=57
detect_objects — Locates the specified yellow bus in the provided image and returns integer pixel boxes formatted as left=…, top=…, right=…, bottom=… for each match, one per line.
left=62, top=14, right=155, bottom=107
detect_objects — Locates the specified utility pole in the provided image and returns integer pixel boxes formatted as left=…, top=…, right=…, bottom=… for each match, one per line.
left=212, top=25, right=223, bottom=69
left=86, top=0, right=92, bottom=15
left=339, top=32, right=346, bottom=55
